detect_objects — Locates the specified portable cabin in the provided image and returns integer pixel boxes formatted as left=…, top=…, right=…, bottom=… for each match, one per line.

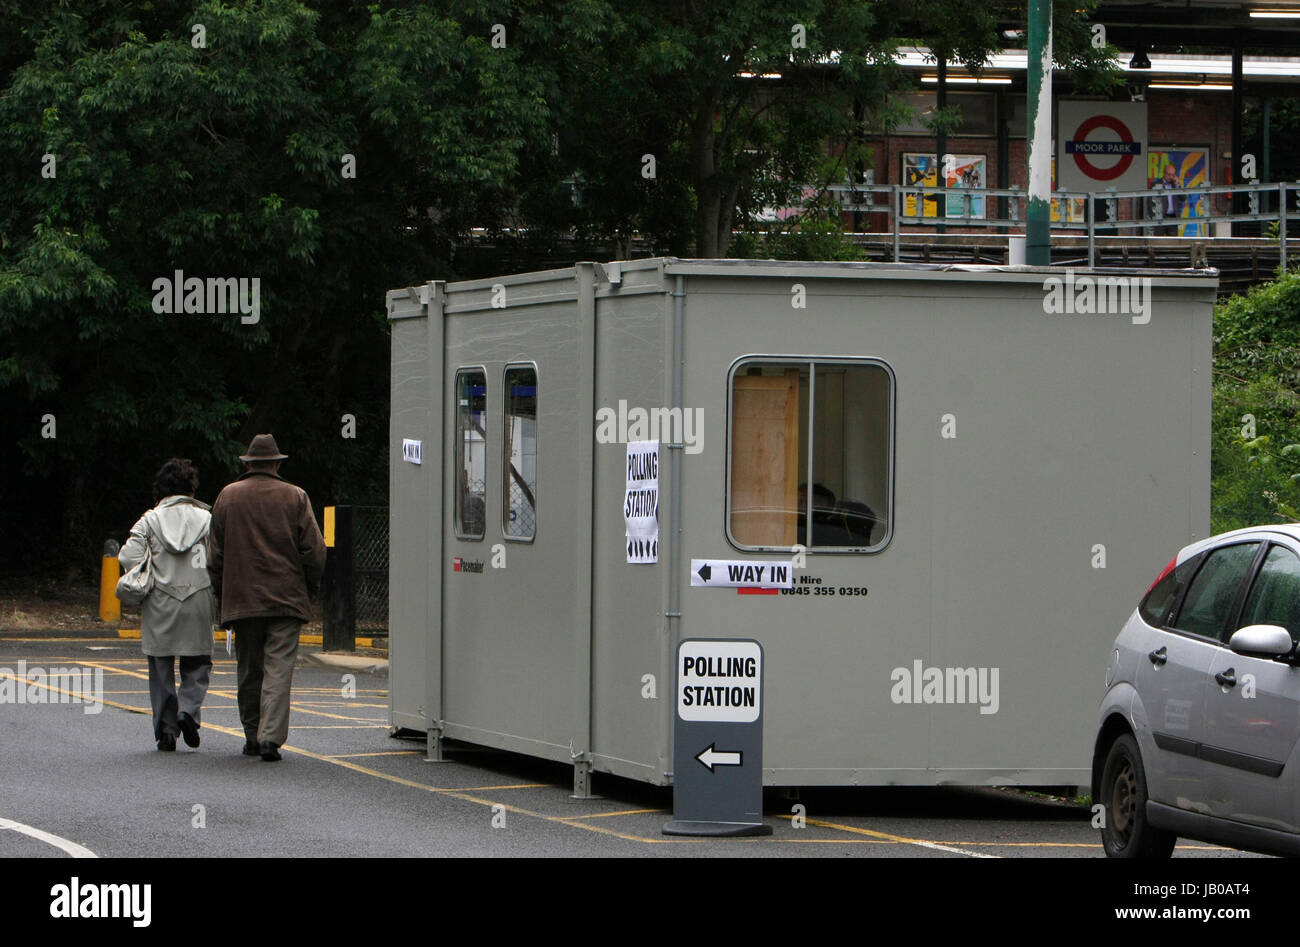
left=385, top=258, right=1216, bottom=794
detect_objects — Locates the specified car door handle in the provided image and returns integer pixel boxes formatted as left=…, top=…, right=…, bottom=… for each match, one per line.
left=1148, top=646, right=1168, bottom=666
left=1215, top=668, right=1237, bottom=688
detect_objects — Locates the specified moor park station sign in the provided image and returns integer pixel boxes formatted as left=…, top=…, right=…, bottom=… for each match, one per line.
left=1057, top=101, right=1149, bottom=192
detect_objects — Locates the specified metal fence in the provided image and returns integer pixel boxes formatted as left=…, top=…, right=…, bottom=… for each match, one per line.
left=322, top=504, right=388, bottom=650
left=353, top=506, right=389, bottom=630
left=825, top=181, right=1300, bottom=270
left=508, top=479, right=536, bottom=536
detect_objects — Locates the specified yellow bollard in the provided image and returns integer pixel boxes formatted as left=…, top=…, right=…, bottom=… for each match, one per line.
left=99, top=539, right=121, bottom=622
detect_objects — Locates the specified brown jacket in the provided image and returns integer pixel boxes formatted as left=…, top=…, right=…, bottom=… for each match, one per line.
left=207, top=470, right=326, bottom=624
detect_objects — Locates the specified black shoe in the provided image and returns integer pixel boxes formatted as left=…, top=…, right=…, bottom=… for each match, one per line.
left=178, top=713, right=200, bottom=748
left=157, top=733, right=176, bottom=752
left=259, top=741, right=281, bottom=762
left=242, top=740, right=261, bottom=756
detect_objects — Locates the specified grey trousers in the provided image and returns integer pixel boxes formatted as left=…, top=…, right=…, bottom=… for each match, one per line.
left=233, top=617, right=302, bottom=747
left=147, top=655, right=213, bottom=742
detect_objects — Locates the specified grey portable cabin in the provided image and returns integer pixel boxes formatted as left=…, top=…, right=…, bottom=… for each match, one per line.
left=386, top=258, right=1216, bottom=792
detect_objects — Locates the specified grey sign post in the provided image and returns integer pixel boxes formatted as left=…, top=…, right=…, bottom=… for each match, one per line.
left=663, top=638, right=771, bottom=837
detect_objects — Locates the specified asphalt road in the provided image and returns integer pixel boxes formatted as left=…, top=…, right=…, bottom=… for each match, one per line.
left=0, top=633, right=1264, bottom=858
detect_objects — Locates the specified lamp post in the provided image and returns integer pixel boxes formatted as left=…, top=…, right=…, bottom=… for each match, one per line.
left=1026, top=0, right=1053, bottom=265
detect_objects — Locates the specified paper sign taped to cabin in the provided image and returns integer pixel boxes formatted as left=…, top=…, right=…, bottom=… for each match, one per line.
left=625, top=440, right=658, bottom=563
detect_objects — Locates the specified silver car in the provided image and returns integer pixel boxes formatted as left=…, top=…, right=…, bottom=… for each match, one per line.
left=1093, top=525, right=1300, bottom=857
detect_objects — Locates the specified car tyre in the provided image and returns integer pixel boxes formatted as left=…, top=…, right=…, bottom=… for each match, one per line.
left=1099, top=733, right=1176, bottom=858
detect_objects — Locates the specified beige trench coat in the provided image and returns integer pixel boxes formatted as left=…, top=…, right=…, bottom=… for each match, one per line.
left=119, top=496, right=216, bottom=656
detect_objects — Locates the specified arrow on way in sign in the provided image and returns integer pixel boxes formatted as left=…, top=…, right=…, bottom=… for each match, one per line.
left=696, top=744, right=742, bottom=771
left=697, top=563, right=711, bottom=582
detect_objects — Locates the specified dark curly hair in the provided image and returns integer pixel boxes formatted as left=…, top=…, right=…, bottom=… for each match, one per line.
left=153, top=458, right=199, bottom=503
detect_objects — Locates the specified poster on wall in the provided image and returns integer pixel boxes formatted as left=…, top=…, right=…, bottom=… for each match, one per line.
left=625, top=440, right=659, bottom=564
left=1050, top=157, right=1086, bottom=224
left=1148, top=148, right=1210, bottom=237
left=901, top=153, right=986, bottom=221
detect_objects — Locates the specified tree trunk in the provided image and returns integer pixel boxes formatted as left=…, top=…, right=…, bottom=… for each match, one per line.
left=692, top=87, right=722, bottom=257
left=716, top=179, right=744, bottom=256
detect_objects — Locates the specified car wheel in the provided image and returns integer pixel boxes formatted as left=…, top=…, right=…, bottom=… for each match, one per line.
left=1099, top=733, right=1176, bottom=858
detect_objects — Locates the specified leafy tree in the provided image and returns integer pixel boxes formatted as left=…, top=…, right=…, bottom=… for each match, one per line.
left=554, top=0, right=1119, bottom=258
left=1212, top=272, right=1300, bottom=532
left=0, top=0, right=554, bottom=575
left=0, top=0, right=1122, bottom=581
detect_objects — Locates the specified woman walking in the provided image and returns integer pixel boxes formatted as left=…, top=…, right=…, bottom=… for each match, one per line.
left=119, top=458, right=217, bottom=751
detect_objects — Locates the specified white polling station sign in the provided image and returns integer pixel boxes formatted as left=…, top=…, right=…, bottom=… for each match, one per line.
left=625, top=440, right=658, bottom=563
left=677, top=639, right=762, bottom=723
left=690, top=559, right=794, bottom=589
left=401, top=439, right=422, bottom=465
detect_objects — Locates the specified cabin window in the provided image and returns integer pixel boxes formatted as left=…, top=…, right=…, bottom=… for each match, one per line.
left=728, top=358, right=893, bottom=552
left=503, top=365, right=538, bottom=540
left=455, top=368, right=487, bottom=539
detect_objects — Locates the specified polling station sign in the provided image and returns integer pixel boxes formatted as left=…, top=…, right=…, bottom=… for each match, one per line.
left=625, top=440, right=658, bottom=563
left=1057, top=101, right=1148, bottom=191
left=677, top=639, right=762, bottom=723
left=664, top=638, right=770, bottom=837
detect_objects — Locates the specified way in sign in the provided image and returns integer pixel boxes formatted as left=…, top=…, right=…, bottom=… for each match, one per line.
left=730, top=563, right=781, bottom=584
left=690, top=558, right=794, bottom=589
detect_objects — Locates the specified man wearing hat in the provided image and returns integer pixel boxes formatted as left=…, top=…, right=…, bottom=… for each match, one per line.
left=207, top=434, right=326, bottom=761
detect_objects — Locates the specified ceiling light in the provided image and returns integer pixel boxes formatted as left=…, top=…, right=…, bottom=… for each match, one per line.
left=920, top=76, right=1013, bottom=84
left=1149, top=82, right=1233, bottom=90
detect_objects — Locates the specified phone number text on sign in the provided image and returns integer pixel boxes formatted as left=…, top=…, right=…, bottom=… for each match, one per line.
left=779, top=585, right=869, bottom=597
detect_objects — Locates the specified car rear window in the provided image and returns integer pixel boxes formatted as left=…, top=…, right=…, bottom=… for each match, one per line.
left=1140, top=553, right=1203, bottom=627
left=1170, top=543, right=1261, bottom=639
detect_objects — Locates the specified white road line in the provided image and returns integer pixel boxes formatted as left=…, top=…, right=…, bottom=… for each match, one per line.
left=0, top=818, right=97, bottom=858
left=799, top=817, right=1000, bottom=858
left=901, top=839, right=998, bottom=858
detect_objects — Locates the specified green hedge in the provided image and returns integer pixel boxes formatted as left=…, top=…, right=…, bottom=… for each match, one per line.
left=1212, top=271, right=1300, bottom=533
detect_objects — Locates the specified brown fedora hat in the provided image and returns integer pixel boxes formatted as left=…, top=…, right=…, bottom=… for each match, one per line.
left=239, top=433, right=289, bottom=462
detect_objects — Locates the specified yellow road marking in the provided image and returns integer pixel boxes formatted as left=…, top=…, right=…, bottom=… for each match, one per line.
left=227, top=736, right=691, bottom=844
left=327, top=751, right=424, bottom=758
left=13, top=660, right=1162, bottom=852
left=1, top=637, right=135, bottom=643
left=297, top=702, right=389, bottom=709
left=290, top=725, right=389, bottom=729
left=783, top=815, right=997, bottom=857
left=117, top=629, right=381, bottom=649
left=758, top=838, right=893, bottom=843
left=76, top=660, right=385, bottom=723
left=0, top=674, right=147, bottom=716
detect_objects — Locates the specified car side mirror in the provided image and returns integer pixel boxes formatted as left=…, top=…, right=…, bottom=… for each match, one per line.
left=1227, top=624, right=1295, bottom=659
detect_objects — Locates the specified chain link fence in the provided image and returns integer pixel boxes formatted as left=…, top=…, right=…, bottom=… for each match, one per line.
left=322, top=504, right=388, bottom=649
left=353, top=506, right=389, bottom=630
left=508, top=480, right=536, bottom=536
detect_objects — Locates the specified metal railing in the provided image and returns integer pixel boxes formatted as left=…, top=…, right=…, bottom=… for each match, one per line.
left=823, top=181, right=1300, bottom=270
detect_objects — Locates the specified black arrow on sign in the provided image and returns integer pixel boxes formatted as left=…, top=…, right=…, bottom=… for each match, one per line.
left=697, top=563, right=711, bottom=582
